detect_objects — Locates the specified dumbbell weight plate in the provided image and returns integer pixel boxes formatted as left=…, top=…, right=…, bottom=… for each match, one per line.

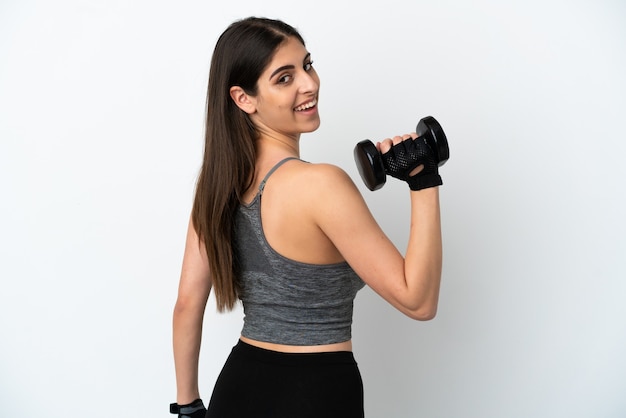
left=354, top=139, right=386, bottom=191
left=416, top=116, right=449, bottom=167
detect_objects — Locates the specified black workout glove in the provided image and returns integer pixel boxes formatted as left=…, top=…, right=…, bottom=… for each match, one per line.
left=170, top=398, right=207, bottom=418
left=381, top=136, right=443, bottom=191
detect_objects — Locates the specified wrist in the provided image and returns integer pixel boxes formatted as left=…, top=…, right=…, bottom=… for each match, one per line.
left=176, top=390, right=201, bottom=405
left=410, top=185, right=440, bottom=199
left=407, top=173, right=442, bottom=191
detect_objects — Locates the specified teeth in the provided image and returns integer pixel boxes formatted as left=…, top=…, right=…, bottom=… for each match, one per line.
left=294, top=99, right=317, bottom=111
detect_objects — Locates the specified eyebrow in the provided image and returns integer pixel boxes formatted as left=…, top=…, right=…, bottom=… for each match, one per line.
left=269, top=53, right=311, bottom=80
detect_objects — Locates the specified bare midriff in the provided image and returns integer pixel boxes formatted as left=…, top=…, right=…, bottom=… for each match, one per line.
left=239, top=335, right=353, bottom=353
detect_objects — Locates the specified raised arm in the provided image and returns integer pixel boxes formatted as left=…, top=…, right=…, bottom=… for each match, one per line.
left=172, top=217, right=212, bottom=404
left=312, top=136, right=442, bottom=320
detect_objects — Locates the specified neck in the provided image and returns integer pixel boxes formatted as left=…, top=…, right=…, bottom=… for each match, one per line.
left=243, top=133, right=301, bottom=202
left=255, top=131, right=301, bottom=159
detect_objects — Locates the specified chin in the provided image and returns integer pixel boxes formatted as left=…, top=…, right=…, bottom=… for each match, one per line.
left=302, top=118, right=321, bottom=133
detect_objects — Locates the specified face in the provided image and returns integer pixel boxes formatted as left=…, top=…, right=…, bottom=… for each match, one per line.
left=237, top=37, right=320, bottom=139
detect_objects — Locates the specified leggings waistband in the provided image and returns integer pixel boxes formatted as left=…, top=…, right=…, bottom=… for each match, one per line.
left=232, top=339, right=357, bottom=366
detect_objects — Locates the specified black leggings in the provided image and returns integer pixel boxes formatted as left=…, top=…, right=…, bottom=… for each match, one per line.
left=206, top=340, right=364, bottom=418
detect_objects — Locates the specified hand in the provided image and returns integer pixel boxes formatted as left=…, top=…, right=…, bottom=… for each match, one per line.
left=170, top=398, right=207, bottom=418
left=378, top=133, right=442, bottom=191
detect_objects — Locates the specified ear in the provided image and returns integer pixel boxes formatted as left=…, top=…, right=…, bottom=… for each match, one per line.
left=229, top=86, right=256, bottom=114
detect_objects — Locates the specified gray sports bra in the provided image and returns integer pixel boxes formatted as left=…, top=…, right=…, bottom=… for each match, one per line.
left=233, top=158, right=365, bottom=346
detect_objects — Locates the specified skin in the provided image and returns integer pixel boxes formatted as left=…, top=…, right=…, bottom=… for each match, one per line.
left=173, top=36, right=442, bottom=404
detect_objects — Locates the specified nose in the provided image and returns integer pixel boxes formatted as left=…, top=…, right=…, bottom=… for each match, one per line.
left=299, top=69, right=319, bottom=94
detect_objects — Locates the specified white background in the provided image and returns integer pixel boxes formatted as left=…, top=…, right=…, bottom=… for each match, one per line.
left=1, top=1, right=625, bottom=417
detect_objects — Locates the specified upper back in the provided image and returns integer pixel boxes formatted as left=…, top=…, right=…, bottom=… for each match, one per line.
left=244, top=158, right=345, bottom=265
left=234, top=158, right=365, bottom=345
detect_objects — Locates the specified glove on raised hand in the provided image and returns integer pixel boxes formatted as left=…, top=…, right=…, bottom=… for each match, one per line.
left=381, top=136, right=442, bottom=191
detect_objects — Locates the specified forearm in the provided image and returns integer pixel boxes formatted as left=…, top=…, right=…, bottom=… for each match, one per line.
left=403, top=187, right=442, bottom=318
left=173, top=301, right=205, bottom=404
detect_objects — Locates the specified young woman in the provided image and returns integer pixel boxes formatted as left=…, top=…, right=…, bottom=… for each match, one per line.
left=171, top=17, right=443, bottom=418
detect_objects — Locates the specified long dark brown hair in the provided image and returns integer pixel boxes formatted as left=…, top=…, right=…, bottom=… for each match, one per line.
left=192, top=17, right=305, bottom=311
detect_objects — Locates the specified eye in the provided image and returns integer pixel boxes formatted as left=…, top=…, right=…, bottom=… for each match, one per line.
left=304, top=60, right=314, bottom=71
left=277, top=74, right=292, bottom=84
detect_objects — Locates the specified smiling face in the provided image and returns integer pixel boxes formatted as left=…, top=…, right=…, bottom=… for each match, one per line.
left=230, top=36, right=320, bottom=140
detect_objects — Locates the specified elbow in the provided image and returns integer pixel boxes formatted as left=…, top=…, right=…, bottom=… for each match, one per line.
left=173, top=295, right=206, bottom=321
left=405, top=303, right=438, bottom=321
left=173, top=298, right=189, bottom=317
left=173, top=298, right=206, bottom=334
left=402, top=275, right=441, bottom=321
left=173, top=299, right=190, bottom=324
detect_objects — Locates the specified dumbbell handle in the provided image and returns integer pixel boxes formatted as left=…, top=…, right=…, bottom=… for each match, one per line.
left=354, top=116, right=449, bottom=191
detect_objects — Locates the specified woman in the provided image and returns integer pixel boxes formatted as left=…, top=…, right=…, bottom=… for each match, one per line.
left=171, top=17, right=443, bottom=418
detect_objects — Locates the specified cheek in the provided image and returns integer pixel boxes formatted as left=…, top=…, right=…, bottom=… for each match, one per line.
left=311, top=71, right=321, bottom=88
left=277, top=101, right=294, bottom=112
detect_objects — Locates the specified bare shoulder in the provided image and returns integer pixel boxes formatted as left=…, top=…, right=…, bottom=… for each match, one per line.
left=263, top=159, right=362, bottom=213
left=286, top=161, right=371, bottom=221
left=293, top=161, right=359, bottom=195
left=278, top=160, right=368, bottom=224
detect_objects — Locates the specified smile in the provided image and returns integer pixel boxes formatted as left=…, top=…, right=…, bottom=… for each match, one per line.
left=294, top=98, right=317, bottom=112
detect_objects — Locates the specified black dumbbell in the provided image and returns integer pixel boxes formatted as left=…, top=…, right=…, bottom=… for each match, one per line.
left=353, top=116, right=449, bottom=191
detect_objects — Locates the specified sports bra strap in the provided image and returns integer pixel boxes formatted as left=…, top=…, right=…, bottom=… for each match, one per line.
left=258, top=157, right=300, bottom=194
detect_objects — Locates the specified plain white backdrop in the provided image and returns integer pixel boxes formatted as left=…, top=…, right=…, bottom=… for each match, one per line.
left=1, top=1, right=625, bottom=417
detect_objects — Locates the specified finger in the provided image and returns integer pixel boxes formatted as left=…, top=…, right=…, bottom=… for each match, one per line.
left=401, top=134, right=412, bottom=141
left=409, top=131, right=418, bottom=140
left=391, top=135, right=403, bottom=145
left=378, top=138, right=393, bottom=153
